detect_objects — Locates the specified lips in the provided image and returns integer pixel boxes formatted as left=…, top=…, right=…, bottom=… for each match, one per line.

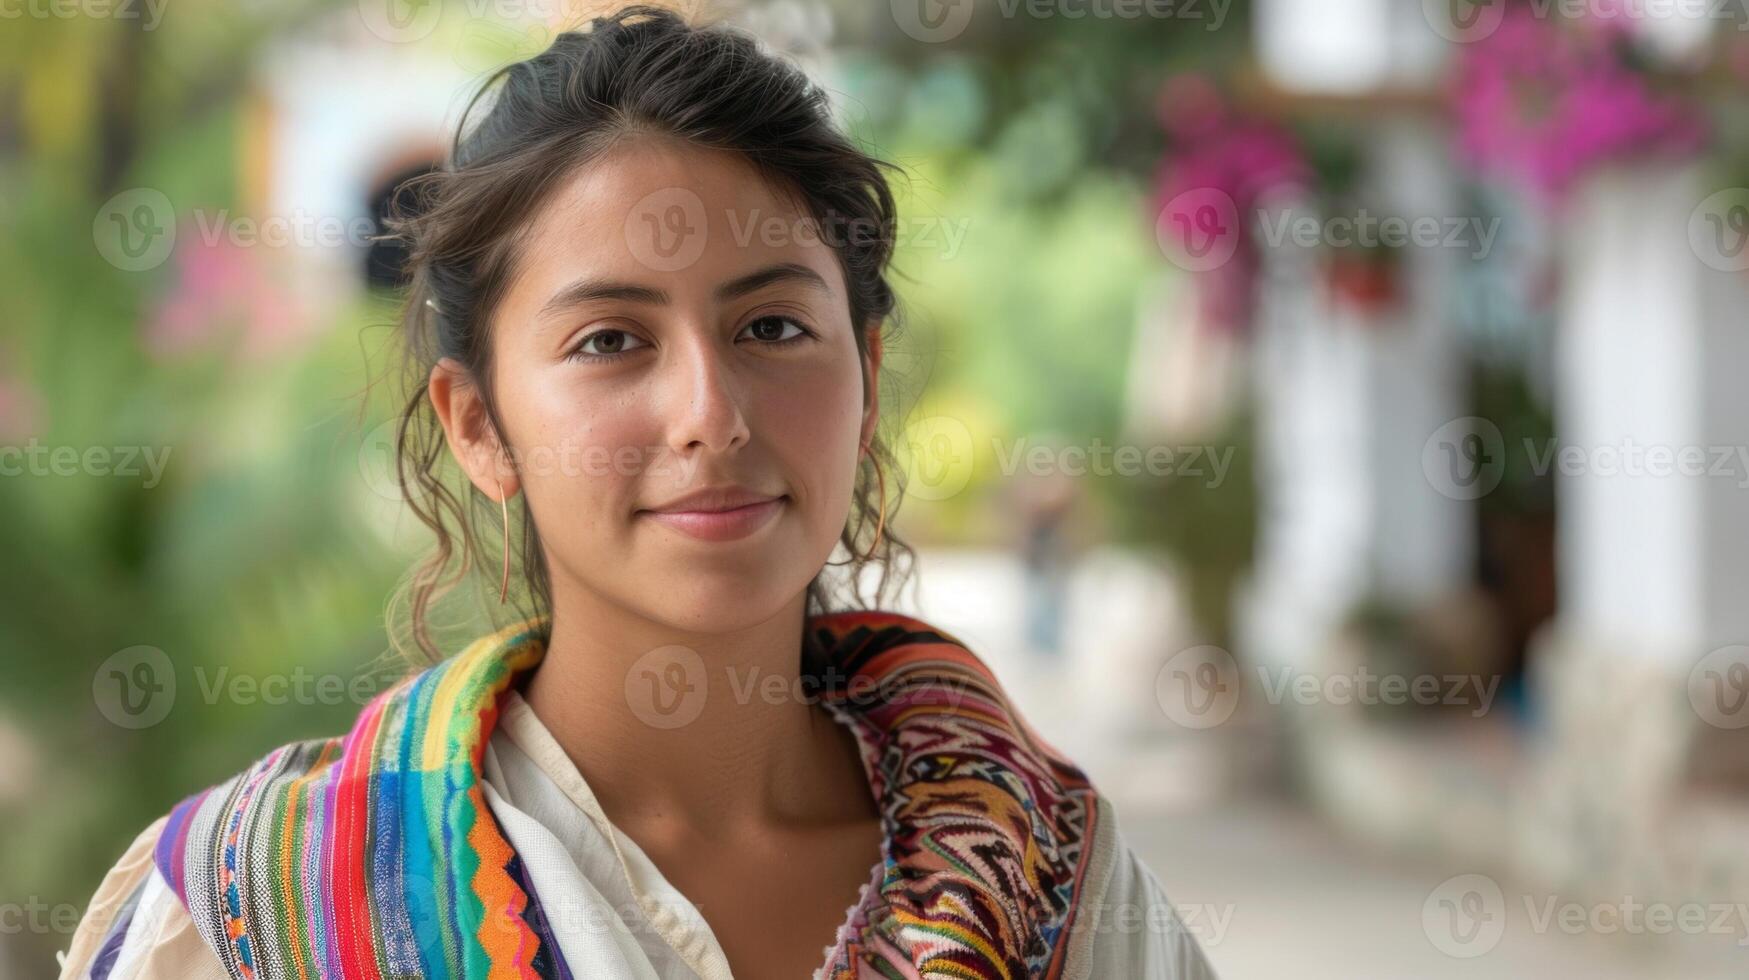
left=636, top=489, right=787, bottom=542
left=643, top=486, right=783, bottom=514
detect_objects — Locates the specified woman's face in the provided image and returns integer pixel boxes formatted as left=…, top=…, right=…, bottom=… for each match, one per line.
left=431, top=136, right=880, bottom=632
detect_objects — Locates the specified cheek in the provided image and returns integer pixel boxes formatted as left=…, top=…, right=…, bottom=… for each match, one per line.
left=500, top=371, right=655, bottom=519
left=758, top=359, right=865, bottom=529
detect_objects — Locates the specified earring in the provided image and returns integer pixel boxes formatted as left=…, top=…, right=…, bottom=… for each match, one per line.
left=856, top=445, right=887, bottom=562
left=494, top=477, right=511, bottom=605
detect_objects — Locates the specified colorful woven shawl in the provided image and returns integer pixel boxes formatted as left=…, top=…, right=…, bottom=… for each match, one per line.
left=149, top=610, right=1106, bottom=979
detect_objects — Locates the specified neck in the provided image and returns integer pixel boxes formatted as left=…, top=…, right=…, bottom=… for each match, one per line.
left=519, top=584, right=872, bottom=839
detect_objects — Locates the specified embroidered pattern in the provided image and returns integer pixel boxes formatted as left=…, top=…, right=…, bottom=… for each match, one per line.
left=805, top=611, right=1100, bottom=979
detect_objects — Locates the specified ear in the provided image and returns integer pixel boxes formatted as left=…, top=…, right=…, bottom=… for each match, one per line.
left=428, top=357, right=519, bottom=501
left=859, top=327, right=884, bottom=450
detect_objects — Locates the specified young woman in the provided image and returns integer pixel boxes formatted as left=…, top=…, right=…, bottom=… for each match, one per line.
left=58, top=7, right=1216, bottom=978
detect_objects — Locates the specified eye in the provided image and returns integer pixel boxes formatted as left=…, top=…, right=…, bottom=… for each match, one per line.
left=568, top=328, right=650, bottom=362
left=738, top=314, right=813, bottom=346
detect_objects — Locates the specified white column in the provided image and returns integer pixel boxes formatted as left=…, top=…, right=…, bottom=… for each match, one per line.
left=1240, top=120, right=1472, bottom=669
left=1253, top=0, right=1447, bottom=94
left=1556, top=164, right=1749, bottom=657
left=1520, top=163, right=1749, bottom=898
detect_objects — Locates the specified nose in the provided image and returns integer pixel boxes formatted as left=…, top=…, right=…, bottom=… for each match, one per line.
left=662, top=332, right=751, bottom=459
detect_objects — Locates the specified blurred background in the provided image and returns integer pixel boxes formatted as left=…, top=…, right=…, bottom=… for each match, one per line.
left=5, top=0, right=1749, bottom=976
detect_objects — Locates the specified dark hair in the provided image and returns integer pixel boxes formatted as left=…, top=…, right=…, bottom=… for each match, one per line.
left=380, top=3, right=915, bottom=663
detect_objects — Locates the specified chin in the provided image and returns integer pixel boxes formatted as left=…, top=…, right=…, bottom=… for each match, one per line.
left=643, top=573, right=803, bottom=634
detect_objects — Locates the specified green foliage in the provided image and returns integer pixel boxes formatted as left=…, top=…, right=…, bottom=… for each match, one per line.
left=0, top=16, right=413, bottom=959
left=1100, top=411, right=1257, bottom=646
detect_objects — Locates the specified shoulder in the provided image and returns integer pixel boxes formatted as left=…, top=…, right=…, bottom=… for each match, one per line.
left=59, top=629, right=536, bottom=980
left=812, top=610, right=1220, bottom=978
left=152, top=735, right=346, bottom=876
left=1065, top=796, right=1221, bottom=980
left=57, top=814, right=230, bottom=980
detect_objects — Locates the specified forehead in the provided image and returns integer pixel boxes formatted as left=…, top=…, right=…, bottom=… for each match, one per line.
left=510, top=134, right=841, bottom=297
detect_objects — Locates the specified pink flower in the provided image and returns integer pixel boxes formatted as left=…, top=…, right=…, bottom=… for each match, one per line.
left=144, top=233, right=308, bottom=363
left=1451, top=5, right=1710, bottom=202
left=1153, top=79, right=1310, bottom=333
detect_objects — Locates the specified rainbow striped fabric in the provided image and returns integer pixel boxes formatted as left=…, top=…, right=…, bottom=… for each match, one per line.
left=151, top=610, right=1104, bottom=978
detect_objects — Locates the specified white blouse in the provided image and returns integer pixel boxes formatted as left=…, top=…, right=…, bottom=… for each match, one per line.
left=59, top=690, right=1216, bottom=979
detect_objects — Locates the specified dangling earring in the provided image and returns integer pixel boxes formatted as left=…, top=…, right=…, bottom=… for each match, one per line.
left=856, top=444, right=887, bottom=561
left=494, top=477, right=511, bottom=605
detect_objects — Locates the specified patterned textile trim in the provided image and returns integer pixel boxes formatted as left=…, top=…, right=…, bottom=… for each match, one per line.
left=804, top=611, right=1101, bottom=979
left=153, top=620, right=557, bottom=980
left=153, top=610, right=1104, bottom=979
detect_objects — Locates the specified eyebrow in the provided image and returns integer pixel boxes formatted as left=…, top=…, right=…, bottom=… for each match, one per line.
left=536, top=262, right=831, bottom=321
